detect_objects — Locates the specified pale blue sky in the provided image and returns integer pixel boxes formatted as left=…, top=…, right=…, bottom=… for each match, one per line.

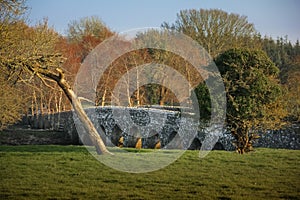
left=27, top=0, right=300, bottom=43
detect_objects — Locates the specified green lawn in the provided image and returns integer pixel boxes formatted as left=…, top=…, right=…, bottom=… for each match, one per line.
left=0, top=145, right=299, bottom=200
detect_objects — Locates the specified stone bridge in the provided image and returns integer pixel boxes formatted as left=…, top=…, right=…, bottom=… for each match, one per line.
left=23, top=106, right=300, bottom=150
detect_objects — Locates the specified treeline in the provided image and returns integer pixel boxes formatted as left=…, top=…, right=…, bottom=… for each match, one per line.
left=1, top=1, right=299, bottom=125
left=0, top=0, right=299, bottom=153
left=262, top=37, right=300, bottom=122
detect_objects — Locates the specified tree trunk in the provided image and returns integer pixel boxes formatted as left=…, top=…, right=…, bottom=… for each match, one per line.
left=233, top=125, right=254, bottom=154
left=136, top=67, right=140, bottom=106
left=69, top=91, right=112, bottom=155
left=41, top=69, right=112, bottom=155
left=101, top=89, right=107, bottom=107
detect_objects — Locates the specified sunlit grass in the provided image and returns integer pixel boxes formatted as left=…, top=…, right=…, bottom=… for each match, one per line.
left=0, top=145, right=299, bottom=199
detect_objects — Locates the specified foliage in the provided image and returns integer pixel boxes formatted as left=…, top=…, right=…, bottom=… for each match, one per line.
left=284, top=69, right=300, bottom=122
left=0, top=17, right=66, bottom=113
left=0, top=1, right=111, bottom=154
left=162, top=9, right=260, bottom=57
left=194, top=83, right=211, bottom=121
left=261, top=36, right=300, bottom=74
left=0, top=0, right=27, bottom=22
left=66, top=16, right=114, bottom=61
left=95, top=29, right=203, bottom=107
left=261, top=37, right=300, bottom=122
left=67, top=16, right=113, bottom=43
left=133, top=29, right=203, bottom=106
left=0, top=145, right=299, bottom=199
left=215, top=48, right=287, bottom=153
left=0, top=0, right=29, bottom=128
left=0, top=1, right=298, bottom=152
left=0, top=77, right=25, bottom=130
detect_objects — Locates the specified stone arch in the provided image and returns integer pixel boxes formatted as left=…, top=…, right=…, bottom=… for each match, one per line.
left=124, top=126, right=140, bottom=148
left=110, top=125, right=123, bottom=146
left=213, top=142, right=225, bottom=150
left=135, top=138, right=142, bottom=149
left=165, top=131, right=183, bottom=149
left=154, top=140, right=161, bottom=149
left=118, top=136, right=124, bottom=147
left=188, top=138, right=202, bottom=150
left=169, top=131, right=177, bottom=141
left=143, top=130, right=160, bottom=148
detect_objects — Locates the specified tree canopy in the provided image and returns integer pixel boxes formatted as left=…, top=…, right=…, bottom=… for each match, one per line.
left=0, top=0, right=111, bottom=154
left=215, top=48, right=287, bottom=153
left=162, top=9, right=259, bottom=57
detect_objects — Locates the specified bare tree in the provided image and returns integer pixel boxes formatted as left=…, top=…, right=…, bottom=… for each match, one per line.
left=162, top=9, right=259, bottom=58
left=0, top=0, right=111, bottom=154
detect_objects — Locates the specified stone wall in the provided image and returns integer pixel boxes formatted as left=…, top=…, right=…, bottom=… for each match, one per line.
left=21, top=107, right=300, bottom=150
left=253, top=124, right=300, bottom=149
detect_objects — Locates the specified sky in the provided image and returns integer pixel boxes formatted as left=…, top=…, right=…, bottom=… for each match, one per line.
left=26, top=0, right=300, bottom=44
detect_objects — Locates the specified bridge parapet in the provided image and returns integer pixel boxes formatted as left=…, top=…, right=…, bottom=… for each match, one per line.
left=22, top=106, right=300, bottom=150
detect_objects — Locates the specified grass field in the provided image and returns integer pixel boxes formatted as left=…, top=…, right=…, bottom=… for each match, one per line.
left=0, top=145, right=299, bottom=200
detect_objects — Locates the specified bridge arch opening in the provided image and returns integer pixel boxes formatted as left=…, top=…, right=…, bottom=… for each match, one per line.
left=188, top=138, right=202, bottom=150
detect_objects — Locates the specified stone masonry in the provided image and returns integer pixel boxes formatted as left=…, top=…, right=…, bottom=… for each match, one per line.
left=23, top=106, right=300, bottom=150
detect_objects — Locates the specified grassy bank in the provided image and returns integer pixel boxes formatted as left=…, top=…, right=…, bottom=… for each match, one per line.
left=0, top=145, right=299, bottom=199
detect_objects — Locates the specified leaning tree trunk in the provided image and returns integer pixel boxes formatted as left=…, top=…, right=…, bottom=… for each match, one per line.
left=40, top=68, right=112, bottom=155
